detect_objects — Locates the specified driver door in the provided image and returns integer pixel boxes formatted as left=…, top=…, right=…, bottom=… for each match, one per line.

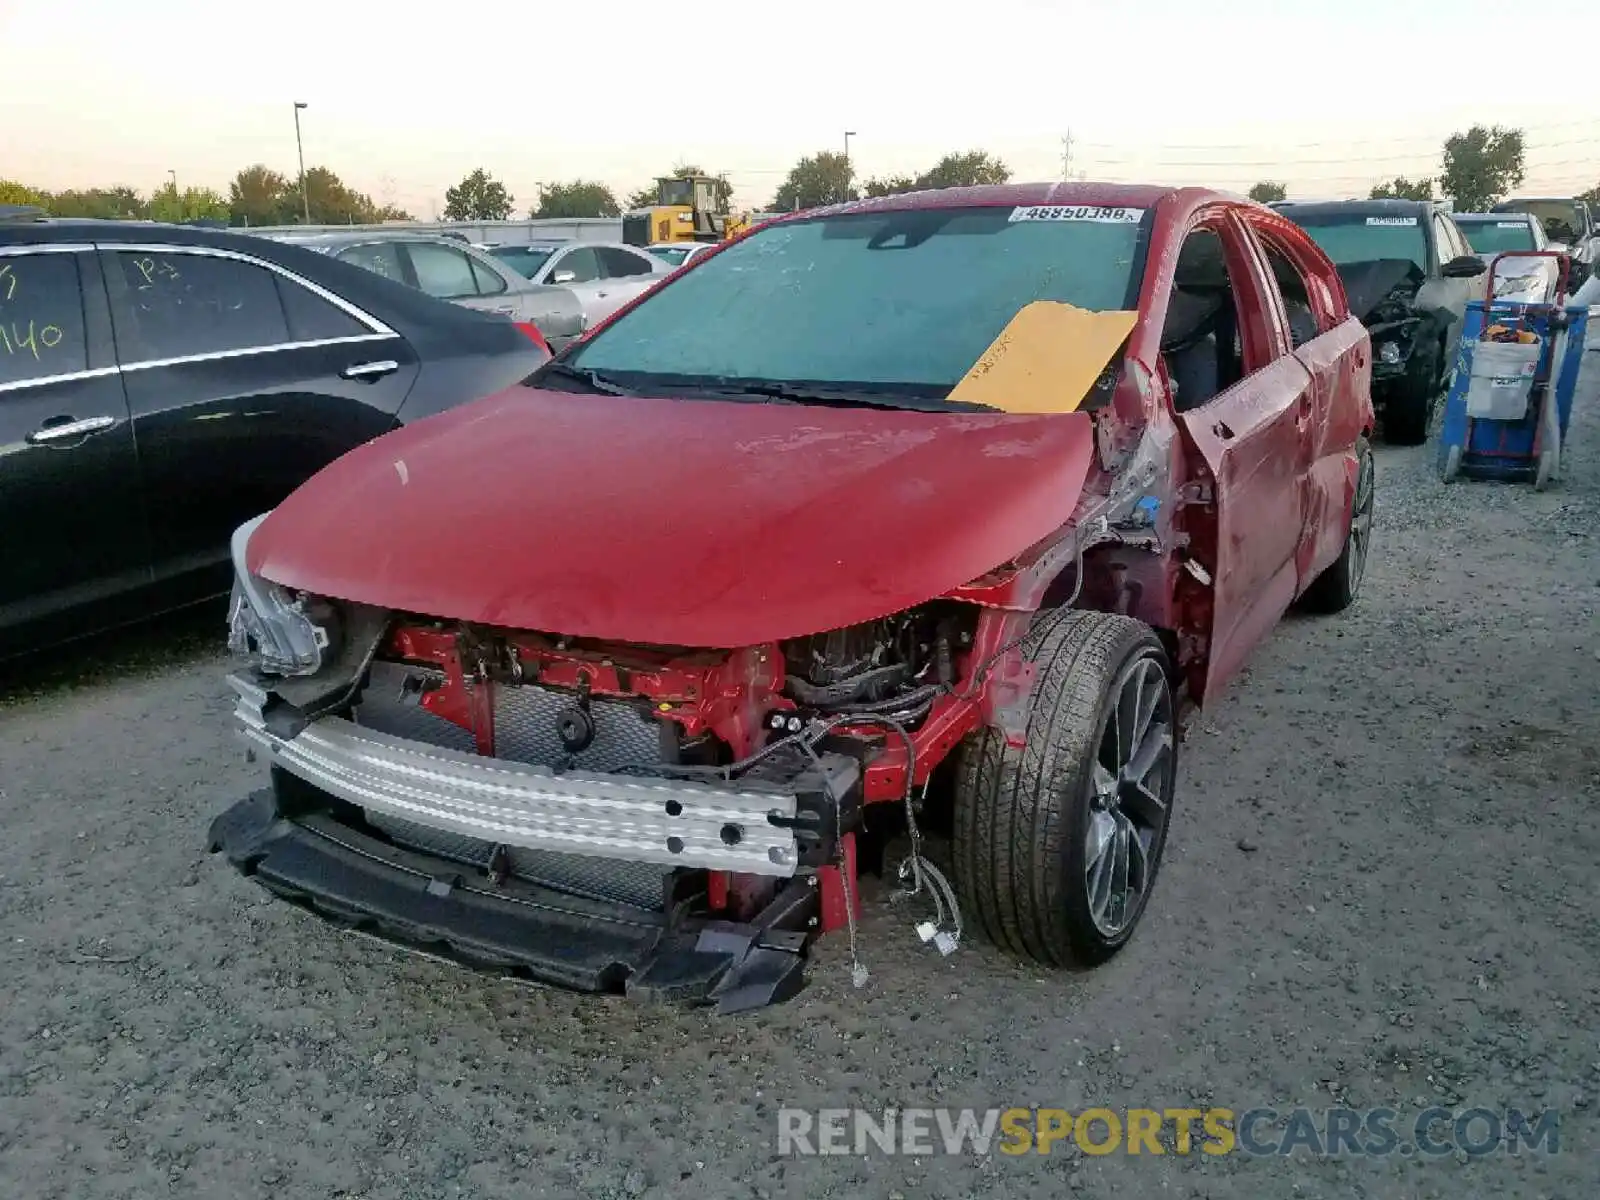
left=1170, top=211, right=1313, bottom=702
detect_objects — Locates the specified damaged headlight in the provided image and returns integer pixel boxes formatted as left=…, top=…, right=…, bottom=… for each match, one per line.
left=1494, top=272, right=1546, bottom=301
left=226, top=513, right=335, bottom=677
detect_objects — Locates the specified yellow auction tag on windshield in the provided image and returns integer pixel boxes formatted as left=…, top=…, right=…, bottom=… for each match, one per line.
left=948, top=301, right=1138, bottom=415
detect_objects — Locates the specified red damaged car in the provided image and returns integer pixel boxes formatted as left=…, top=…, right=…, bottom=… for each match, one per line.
left=210, top=184, right=1375, bottom=1012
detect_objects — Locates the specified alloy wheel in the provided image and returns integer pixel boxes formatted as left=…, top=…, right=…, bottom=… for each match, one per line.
left=1085, top=653, right=1175, bottom=937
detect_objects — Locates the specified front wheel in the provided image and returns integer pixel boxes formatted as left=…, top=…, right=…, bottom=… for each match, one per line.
left=952, top=612, right=1177, bottom=968
left=1385, top=341, right=1440, bottom=446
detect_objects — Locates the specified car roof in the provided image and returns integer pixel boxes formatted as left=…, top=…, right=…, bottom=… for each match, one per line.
left=1272, top=198, right=1435, bottom=218
left=0, top=217, right=530, bottom=341
left=263, top=230, right=476, bottom=249
left=809, top=182, right=1180, bottom=219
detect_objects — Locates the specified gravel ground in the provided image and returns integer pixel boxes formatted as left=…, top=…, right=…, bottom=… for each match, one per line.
left=2, top=365, right=1598, bottom=1200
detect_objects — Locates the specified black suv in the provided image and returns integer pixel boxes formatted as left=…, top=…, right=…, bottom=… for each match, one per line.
left=0, top=212, right=549, bottom=659
left=1272, top=199, right=1487, bottom=444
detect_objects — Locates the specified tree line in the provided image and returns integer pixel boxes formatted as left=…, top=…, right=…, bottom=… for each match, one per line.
left=1250, top=125, right=1598, bottom=211
left=438, top=150, right=1013, bottom=220
left=6, top=128, right=1595, bottom=228
left=0, top=164, right=412, bottom=226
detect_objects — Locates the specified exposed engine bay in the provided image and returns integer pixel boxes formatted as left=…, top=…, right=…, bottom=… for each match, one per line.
left=213, top=591, right=1006, bottom=1011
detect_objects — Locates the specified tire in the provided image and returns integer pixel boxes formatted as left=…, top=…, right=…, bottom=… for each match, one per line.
left=1302, top=435, right=1375, bottom=614
left=1384, top=340, right=1440, bottom=446
left=952, top=611, right=1177, bottom=968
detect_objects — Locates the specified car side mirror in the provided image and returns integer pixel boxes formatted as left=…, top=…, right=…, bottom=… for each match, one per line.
left=1442, top=255, right=1487, bottom=279
left=551, top=269, right=577, bottom=284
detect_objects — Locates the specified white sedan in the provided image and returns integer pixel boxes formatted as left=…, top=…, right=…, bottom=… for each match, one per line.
left=1452, top=212, right=1566, bottom=303
left=485, top=241, right=673, bottom=327
left=645, top=242, right=717, bottom=269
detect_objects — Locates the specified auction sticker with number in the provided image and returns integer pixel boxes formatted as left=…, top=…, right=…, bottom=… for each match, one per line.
left=1365, top=216, right=1417, bottom=226
left=1010, top=205, right=1145, bottom=223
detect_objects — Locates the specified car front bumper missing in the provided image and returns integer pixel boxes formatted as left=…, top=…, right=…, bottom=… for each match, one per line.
left=210, top=671, right=862, bottom=1011
left=208, top=786, right=816, bottom=1012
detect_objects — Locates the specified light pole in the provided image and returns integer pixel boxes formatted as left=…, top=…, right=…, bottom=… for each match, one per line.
left=293, top=101, right=310, bottom=224
left=843, top=131, right=856, bottom=202
left=167, top=169, right=177, bottom=191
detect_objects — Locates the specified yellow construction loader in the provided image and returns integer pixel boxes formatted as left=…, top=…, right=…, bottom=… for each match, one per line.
left=622, top=176, right=750, bottom=248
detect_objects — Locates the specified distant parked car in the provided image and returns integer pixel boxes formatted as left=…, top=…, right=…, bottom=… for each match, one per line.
left=645, top=242, right=717, bottom=269
left=1451, top=212, right=1564, bottom=304
left=1491, top=197, right=1598, bottom=277
left=1274, top=199, right=1486, bottom=444
left=264, top=232, right=585, bottom=351
left=484, top=240, right=672, bottom=327
left=0, top=217, right=550, bottom=659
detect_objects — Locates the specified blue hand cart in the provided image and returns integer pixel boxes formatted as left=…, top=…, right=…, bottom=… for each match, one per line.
left=1437, top=251, right=1588, bottom=490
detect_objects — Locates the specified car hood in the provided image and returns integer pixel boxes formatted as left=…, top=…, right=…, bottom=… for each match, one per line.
left=1336, top=259, right=1426, bottom=323
left=247, top=387, right=1098, bottom=648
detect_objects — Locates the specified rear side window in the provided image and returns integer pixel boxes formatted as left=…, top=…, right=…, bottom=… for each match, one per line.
left=598, top=247, right=657, bottom=278
left=0, top=252, right=90, bottom=385
left=469, top=255, right=507, bottom=296
left=406, top=242, right=479, bottom=299
left=337, top=241, right=406, bottom=283
left=274, top=277, right=372, bottom=342
left=110, top=250, right=291, bottom=364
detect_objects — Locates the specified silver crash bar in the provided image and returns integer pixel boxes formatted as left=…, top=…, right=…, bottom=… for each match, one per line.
left=230, top=675, right=800, bottom=876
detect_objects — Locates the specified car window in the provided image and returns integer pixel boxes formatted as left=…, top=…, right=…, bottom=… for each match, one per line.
left=1433, top=215, right=1466, bottom=265
left=1458, top=220, right=1539, bottom=256
left=469, top=254, right=507, bottom=296
left=1160, top=229, right=1252, bottom=413
left=549, top=246, right=600, bottom=285
left=489, top=246, right=556, bottom=279
left=1288, top=213, right=1428, bottom=273
left=570, top=205, right=1152, bottom=390
left=336, top=241, right=406, bottom=284
left=110, top=250, right=291, bottom=363
left=648, top=246, right=691, bottom=266
left=274, top=277, right=372, bottom=342
left=598, top=247, right=658, bottom=278
left=1503, top=200, right=1582, bottom=244
left=0, top=252, right=90, bottom=385
left=405, top=242, right=480, bottom=299
left=1257, top=243, right=1322, bottom=348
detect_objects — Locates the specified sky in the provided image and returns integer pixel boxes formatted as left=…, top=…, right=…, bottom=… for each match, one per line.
left=4, top=0, right=1597, bottom=218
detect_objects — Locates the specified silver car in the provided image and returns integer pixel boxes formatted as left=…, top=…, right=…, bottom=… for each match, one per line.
left=1452, top=212, right=1563, bottom=304
left=264, top=232, right=586, bottom=351
left=645, top=242, right=718, bottom=269
left=485, top=241, right=673, bottom=326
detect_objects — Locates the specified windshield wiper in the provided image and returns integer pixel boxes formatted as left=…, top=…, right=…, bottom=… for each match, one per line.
left=700, top=381, right=979, bottom=412
left=539, top=361, right=634, bottom=396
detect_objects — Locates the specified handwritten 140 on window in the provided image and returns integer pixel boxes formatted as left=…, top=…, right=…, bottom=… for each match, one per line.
left=0, top=263, right=69, bottom=362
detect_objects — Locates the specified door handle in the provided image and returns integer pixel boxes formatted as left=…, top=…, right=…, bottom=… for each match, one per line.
left=493, top=305, right=516, bottom=315
left=341, top=359, right=400, bottom=381
left=27, top=415, right=117, bottom=445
